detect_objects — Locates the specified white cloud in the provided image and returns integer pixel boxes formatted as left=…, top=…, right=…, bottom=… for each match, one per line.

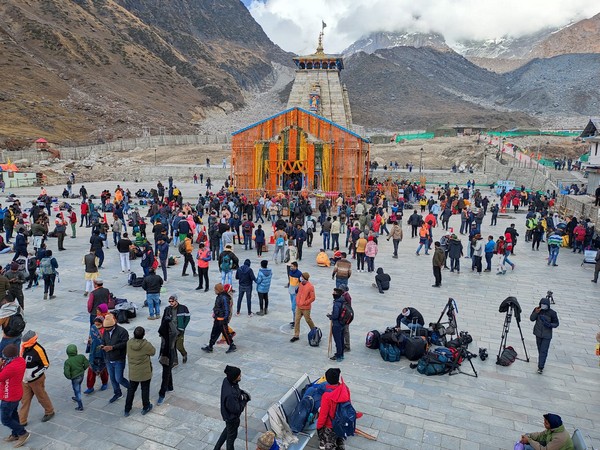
left=247, top=0, right=600, bottom=54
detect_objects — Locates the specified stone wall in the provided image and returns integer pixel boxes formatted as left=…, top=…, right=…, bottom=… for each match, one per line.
left=287, top=70, right=351, bottom=128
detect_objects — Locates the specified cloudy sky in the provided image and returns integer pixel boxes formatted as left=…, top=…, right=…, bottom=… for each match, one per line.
left=245, top=0, right=600, bottom=54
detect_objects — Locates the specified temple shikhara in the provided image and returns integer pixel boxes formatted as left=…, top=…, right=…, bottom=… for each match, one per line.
left=231, top=25, right=369, bottom=197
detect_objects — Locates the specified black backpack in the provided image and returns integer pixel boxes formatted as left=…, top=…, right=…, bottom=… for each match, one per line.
left=4, top=309, right=26, bottom=337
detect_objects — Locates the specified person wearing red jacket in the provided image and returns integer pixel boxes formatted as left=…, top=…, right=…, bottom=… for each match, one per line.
left=316, top=368, right=350, bottom=450
left=0, top=343, right=29, bottom=446
left=80, top=201, right=89, bottom=228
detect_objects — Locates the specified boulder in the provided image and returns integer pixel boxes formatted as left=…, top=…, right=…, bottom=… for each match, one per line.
left=38, top=160, right=50, bottom=166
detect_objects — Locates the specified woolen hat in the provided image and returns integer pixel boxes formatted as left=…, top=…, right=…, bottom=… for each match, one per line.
left=94, top=279, right=104, bottom=285
left=257, top=431, right=277, bottom=450
left=325, top=368, right=341, bottom=385
left=22, top=330, right=36, bottom=342
left=97, top=304, right=109, bottom=313
left=103, top=314, right=116, bottom=328
left=223, top=284, right=233, bottom=294
left=544, top=413, right=562, bottom=429
left=224, top=365, right=241, bottom=383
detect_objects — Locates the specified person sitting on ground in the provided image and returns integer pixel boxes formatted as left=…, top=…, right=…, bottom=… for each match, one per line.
left=372, top=267, right=391, bottom=294
left=396, top=307, right=425, bottom=331
left=519, top=413, right=573, bottom=450
left=316, top=249, right=331, bottom=267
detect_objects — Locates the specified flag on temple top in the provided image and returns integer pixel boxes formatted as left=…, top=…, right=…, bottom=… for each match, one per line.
left=322, top=21, right=327, bottom=29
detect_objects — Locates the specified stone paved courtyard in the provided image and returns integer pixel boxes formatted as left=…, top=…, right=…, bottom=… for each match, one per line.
left=2, top=181, right=598, bottom=450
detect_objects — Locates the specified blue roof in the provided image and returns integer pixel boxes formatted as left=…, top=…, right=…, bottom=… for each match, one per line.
left=231, top=107, right=368, bottom=142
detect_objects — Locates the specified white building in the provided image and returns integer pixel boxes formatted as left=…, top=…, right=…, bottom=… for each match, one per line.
left=581, top=118, right=600, bottom=190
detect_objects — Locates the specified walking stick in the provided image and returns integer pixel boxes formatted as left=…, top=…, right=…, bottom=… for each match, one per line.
left=355, top=428, right=377, bottom=440
left=245, top=406, right=249, bottom=450
left=327, top=321, right=333, bottom=359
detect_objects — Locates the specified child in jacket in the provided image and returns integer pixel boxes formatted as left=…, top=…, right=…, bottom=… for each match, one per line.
left=63, top=344, right=89, bottom=411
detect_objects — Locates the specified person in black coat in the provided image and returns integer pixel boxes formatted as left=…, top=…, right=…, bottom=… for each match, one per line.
left=373, top=267, right=391, bottom=294
left=101, top=314, right=130, bottom=403
left=215, top=365, right=250, bottom=450
left=530, top=297, right=559, bottom=374
left=396, top=307, right=425, bottom=331
left=157, top=308, right=178, bottom=405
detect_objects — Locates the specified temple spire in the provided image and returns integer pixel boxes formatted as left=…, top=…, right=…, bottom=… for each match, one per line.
left=316, top=20, right=326, bottom=54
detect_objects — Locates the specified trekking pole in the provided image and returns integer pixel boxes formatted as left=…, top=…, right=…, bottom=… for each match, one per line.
left=355, top=428, right=377, bottom=440
left=244, top=405, right=249, bottom=450
left=327, top=321, right=333, bottom=359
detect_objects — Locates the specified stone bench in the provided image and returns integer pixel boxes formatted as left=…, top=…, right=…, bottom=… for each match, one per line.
left=261, top=373, right=317, bottom=450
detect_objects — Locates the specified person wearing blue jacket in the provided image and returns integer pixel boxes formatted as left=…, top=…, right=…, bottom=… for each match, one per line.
left=484, top=235, right=496, bottom=272
left=327, top=288, right=346, bottom=362
left=235, top=259, right=256, bottom=316
left=255, top=260, right=272, bottom=316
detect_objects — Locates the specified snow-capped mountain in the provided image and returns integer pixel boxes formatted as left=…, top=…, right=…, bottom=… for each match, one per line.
left=343, top=31, right=451, bottom=55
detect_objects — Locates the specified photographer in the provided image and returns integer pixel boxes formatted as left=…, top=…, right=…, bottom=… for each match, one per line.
left=396, top=307, right=425, bottom=331
left=530, top=297, right=559, bottom=375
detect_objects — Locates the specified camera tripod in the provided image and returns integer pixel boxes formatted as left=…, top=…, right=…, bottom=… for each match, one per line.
left=432, top=298, right=459, bottom=345
left=496, top=298, right=529, bottom=364
left=448, top=345, right=478, bottom=378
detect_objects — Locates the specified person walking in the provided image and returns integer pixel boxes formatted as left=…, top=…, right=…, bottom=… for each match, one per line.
left=432, top=241, right=444, bottom=287
left=39, top=250, right=58, bottom=300
left=328, top=288, right=346, bottom=362
left=141, top=268, right=163, bottom=320
left=214, top=365, right=250, bottom=450
left=592, top=247, right=600, bottom=283
left=156, top=236, right=169, bottom=282
left=18, top=331, right=55, bottom=426
left=471, top=234, right=484, bottom=273
left=157, top=308, right=177, bottom=405
left=117, top=233, right=133, bottom=273
left=255, top=260, right=272, bottom=316
left=387, top=220, right=403, bottom=258
left=101, top=314, right=130, bottom=403
left=235, top=259, right=256, bottom=316
left=530, top=296, right=559, bottom=374
left=484, top=235, right=495, bottom=272
left=332, top=252, right=352, bottom=288
left=82, top=249, right=100, bottom=298
left=67, top=208, right=77, bottom=238
left=254, top=225, right=265, bottom=257
left=364, top=236, right=378, bottom=273
left=0, top=344, right=29, bottom=447
left=219, top=244, right=239, bottom=285
left=84, top=317, right=108, bottom=394
left=196, top=242, right=211, bottom=291
left=124, top=327, right=155, bottom=416
left=86, top=279, right=110, bottom=325
left=201, top=284, right=236, bottom=354
left=180, top=235, right=196, bottom=277
left=6, top=262, right=26, bottom=310
left=164, top=295, right=190, bottom=364
left=63, top=344, right=89, bottom=411
left=289, top=272, right=316, bottom=343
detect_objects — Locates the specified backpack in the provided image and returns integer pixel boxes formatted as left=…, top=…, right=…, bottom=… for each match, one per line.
left=416, top=347, right=454, bottom=376
left=332, top=400, right=357, bottom=439
left=128, top=272, right=137, bottom=286
left=220, top=253, right=232, bottom=272
left=496, top=346, right=517, bottom=366
left=380, top=328, right=406, bottom=350
left=243, top=222, right=252, bottom=233
left=379, top=342, right=401, bottom=362
left=38, top=258, right=53, bottom=276
left=131, top=274, right=144, bottom=288
left=276, top=236, right=285, bottom=247
left=4, top=309, right=26, bottom=337
left=365, top=330, right=380, bottom=349
left=178, top=240, right=187, bottom=255
left=288, top=379, right=327, bottom=433
left=308, top=327, right=322, bottom=347
left=339, top=301, right=354, bottom=326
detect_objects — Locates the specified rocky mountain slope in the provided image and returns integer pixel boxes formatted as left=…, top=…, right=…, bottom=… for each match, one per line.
left=0, top=0, right=291, bottom=143
left=341, top=49, right=538, bottom=132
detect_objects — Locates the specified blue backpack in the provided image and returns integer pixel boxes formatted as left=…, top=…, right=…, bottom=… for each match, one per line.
left=332, top=401, right=356, bottom=439
left=288, top=379, right=327, bottom=433
left=308, top=327, right=322, bottom=347
left=379, top=342, right=401, bottom=362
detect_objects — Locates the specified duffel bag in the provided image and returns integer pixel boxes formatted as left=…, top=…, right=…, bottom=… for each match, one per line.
left=403, top=336, right=427, bottom=361
left=496, top=346, right=517, bottom=366
left=365, top=330, right=381, bottom=349
left=416, top=350, right=450, bottom=375
left=379, top=342, right=401, bottom=362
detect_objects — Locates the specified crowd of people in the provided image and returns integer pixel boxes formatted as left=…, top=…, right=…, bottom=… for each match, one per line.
left=0, top=173, right=596, bottom=449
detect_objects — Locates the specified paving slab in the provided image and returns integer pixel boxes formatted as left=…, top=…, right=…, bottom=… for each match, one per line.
left=2, top=181, right=599, bottom=449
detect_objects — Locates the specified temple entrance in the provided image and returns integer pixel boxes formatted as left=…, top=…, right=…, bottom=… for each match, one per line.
left=282, top=172, right=304, bottom=191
